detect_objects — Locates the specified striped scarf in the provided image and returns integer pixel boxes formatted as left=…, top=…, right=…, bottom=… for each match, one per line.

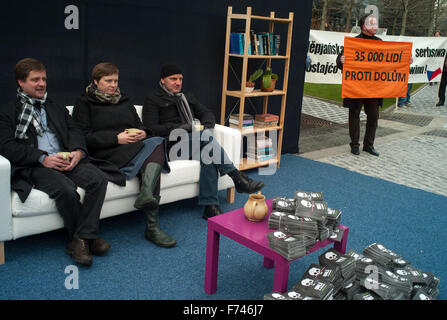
left=15, top=89, right=47, bottom=139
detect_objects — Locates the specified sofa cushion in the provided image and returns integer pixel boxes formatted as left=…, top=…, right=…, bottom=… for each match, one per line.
left=160, top=159, right=200, bottom=189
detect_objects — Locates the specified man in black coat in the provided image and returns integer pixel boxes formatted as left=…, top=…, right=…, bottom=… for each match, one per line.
left=143, top=64, right=265, bottom=219
left=336, top=14, right=382, bottom=157
left=0, top=58, right=109, bottom=266
left=436, top=55, right=447, bottom=106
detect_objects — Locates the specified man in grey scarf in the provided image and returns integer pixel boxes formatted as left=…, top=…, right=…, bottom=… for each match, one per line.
left=143, top=64, right=265, bottom=219
left=0, top=58, right=109, bottom=266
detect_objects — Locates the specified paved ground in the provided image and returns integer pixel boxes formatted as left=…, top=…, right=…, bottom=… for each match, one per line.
left=297, top=84, right=447, bottom=198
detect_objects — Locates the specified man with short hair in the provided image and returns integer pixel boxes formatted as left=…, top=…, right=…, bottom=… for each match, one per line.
left=0, top=58, right=110, bottom=266
left=142, top=63, right=265, bottom=219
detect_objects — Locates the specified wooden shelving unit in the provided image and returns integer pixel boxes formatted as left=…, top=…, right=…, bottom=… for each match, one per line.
left=220, top=6, right=293, bottom=171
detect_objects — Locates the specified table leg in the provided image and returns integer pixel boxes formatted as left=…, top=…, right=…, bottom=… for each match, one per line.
left=263, top=257, right=274, bottom=269
left=272, top=259, right=290, bottom=293
left=334, top=226, right=349, bottom=254
left=204, top=226, right=220, bottom=294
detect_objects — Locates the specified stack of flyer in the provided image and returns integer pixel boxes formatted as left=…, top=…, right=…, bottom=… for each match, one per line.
left=254, top=113, right=279, bottom=128
left=246, top=134, right=275, bottom=162
left=229, top=113, right=253, bottom=130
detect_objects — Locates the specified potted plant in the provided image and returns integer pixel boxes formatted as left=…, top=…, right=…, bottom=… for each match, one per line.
left=261, top=67, right=279, bottom=92
left=246, top=69, right=263, bottom=93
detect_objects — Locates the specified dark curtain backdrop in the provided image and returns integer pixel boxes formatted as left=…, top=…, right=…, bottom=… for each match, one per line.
left=0, top=0, right=313, bottom=153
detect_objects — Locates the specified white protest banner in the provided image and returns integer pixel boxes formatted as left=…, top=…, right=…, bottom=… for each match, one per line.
left=305, top=30, right=447, bottom=84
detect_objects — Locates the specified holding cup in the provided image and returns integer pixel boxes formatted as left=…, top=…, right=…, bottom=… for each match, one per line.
left=126, top=128, right=142, bottom=134
left=57, top=152, right=71, bottom=161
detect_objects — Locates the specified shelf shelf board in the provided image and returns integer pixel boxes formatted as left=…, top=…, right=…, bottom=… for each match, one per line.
left=239, top=157, right=279, bottom=171
left=229, top=125, right=282, bottom=135
left=225, top=89, right=286, bottom=98
left=229, top=13, right=292, bottom=24
left=228, top=54, right=289, bottom=59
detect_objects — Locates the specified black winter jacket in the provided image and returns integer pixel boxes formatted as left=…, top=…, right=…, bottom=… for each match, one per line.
left=142, top=86, right=215, bottom=138
left=0, top=97, right=88, bottom=202
left=72, top=92, right=151, bottom=169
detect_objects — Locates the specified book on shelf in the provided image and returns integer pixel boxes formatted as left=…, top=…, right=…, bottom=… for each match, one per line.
left=246, top=153, right=275, bottom=161
left=255, top=137, right=273, bottom=149
left=253, top=120, right=278, bottom=128
left=255, top=33, right=280, bottom=56
left=255, top=113, right=279, bottom=122
left=229, top=118, right=254, bottom=125
left=230, top=123, right=254, bottom=130
left=229, top=33, right=253, bottom=55
left=247, top=146, right=275, bottom=155
left=230, top=113, right=254, bottom=120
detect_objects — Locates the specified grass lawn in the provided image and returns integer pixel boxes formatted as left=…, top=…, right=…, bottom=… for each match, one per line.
left=303, top=83, right=426, bottom=110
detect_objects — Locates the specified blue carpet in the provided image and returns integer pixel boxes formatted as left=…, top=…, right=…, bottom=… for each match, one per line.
left=1, top=154, right=445, bottom=299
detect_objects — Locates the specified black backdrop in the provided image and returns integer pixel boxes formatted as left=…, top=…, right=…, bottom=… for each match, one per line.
left=0, top=0, right=313, bottom=153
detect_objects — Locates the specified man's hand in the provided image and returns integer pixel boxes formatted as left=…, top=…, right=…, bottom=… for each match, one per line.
left=340, top=55, right=345, bottom=64
left=63, top=150, right=83, bottom=171
left=42, top=154, right=71, bottom=172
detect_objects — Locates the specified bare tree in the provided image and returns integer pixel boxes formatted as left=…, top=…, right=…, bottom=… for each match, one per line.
left=400, top=0, right=409, bottom=35
left=320, top=0, right=329, bottom=30
left=345, top=0, right=355, bottom=32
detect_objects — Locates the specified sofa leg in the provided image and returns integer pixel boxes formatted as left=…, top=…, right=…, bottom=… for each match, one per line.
left=0, top=241, right=4, bottom=265
left=226, top=187, right=235, bottom=203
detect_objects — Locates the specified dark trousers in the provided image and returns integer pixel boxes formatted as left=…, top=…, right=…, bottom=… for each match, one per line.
left=168, top=131, right=236, bottom=206
left=30, top=159, right=108, bottom=241
left=348, top=98, right=380, bottom=149
left=438, top=71, right=447, bottom=102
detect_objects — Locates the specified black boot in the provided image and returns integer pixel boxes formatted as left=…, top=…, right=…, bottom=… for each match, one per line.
left=203, top=204, right=223, bottom=220
left=135, top=163, right=162, bottom=210
left=231, top=171, right=264, bottom=194
left=144, top=201, right=177, bottom=248
left=436, top=100, right=444, bottom=107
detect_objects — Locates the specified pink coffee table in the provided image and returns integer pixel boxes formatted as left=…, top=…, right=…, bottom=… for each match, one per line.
left=204, top=199, right=349, bottom=294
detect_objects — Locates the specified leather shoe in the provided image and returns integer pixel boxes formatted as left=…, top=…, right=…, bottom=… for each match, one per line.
left=232, top=172, right=264, bottom=194
left=350, top=146, right=360, bottom=155
left=203, top=205, right=223, bottom=220
left=89, top=238, right=111, bottom=256
left=363, top=146, right=380, bottom=156
left=66, top=238, right=92, bottom=266
left=436, top=100, right=444, bottom=107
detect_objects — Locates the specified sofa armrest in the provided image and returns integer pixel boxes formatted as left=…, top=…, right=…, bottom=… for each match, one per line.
left=213, top=124, right=241, bottom=168
left=0, top=155, right=12, bottom=242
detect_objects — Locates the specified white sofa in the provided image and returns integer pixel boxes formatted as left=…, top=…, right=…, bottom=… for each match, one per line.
left=0, top=105, right=241, bottom=264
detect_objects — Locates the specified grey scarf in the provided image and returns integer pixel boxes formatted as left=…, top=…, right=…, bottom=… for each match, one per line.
left=15, top=88, right=47, bottom=139
left=160, top=82, right=194, bottom=124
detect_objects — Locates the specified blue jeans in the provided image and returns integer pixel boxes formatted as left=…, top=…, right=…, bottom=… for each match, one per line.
left=398, top=83, right=413, bottom=106
left=168, top=130, right=236, bottom=205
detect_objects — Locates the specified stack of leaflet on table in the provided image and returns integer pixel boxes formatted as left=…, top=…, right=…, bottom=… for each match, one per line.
left=268, top=211, right=319, bottom=239
left=272, top=196, right=295, bottom=213
left=326, top=208, right=342, bottom=233
left=266, top=231, right=314, bottom=260
left=294, top=197, right=328, bottom=225
left=318, top=248, right=356, bottom=286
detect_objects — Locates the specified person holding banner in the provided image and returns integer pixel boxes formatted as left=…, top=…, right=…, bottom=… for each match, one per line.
left=336, top=14, right=382, bottom=156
